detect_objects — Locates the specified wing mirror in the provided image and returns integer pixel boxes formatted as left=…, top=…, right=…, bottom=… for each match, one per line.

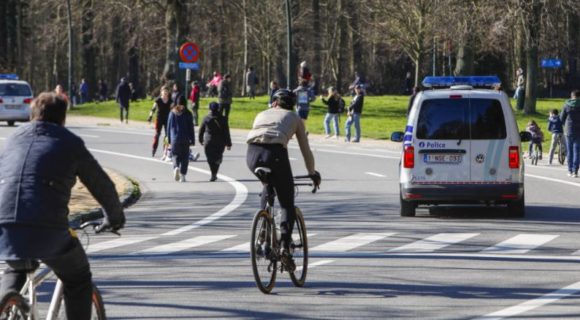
left=391, top=131, right=405, bottom=142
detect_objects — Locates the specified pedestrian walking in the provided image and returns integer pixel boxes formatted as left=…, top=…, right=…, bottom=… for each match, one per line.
left=547, top=109, right=564, bottom=165
left=561, top=89, right=580, bottom=177
left=206, top=71, right=222, bottom=97
left=293, top=80, right=316, bottom=131
left=167, top=95, right=195, bottom=183
left=171, top=82, right=184, bottom=109
left=70, top=82, right=77, bottom=107
left=199, top=102, right=232, bottom=182
left=189, top=80, right=201, bottom=126
left=218, top=73, right=233, bottom=120
left=345, top=84, right=365, bottom=143
left=320, top=87, right=341, bottom=139
left=98, top=80, right=108, bottom=102
left=0, top=92, right=125, bottom=320
left=148, top=86, right=172, bottom=157
left=245, top=67, right=257, bottom=99
left=115, top=77, right=131, bottom=123
left=79, top=78, right=89, bottom=104
left=269, top=81, right=280, bottom=108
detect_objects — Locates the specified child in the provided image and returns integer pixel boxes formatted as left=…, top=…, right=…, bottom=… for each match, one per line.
left=547, top=109, right=564, bottom=165
left=526, top=120, right=544, bottom=159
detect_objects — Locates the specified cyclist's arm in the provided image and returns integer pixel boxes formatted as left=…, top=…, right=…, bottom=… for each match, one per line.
left=295, top=119, right=315, bottom=175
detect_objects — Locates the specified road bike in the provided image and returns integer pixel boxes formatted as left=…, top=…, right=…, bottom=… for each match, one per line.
left=554, top=134, right=567, bottom=165
left=250, top=167, right=317, bottom=294
left=0, top=221, right=117, bottom=320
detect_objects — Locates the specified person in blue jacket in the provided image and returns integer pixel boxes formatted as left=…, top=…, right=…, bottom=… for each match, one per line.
left=167, top=95, right=195, bottom=182
left=547, top=109, right=564, bottom=165
left=0, top=92, right=125, bottom=320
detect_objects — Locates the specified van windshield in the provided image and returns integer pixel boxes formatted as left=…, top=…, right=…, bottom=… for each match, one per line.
left=416, top=98, right=506, bottom=140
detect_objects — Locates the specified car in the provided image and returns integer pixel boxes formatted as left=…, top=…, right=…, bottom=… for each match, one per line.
left=0, top=74, right=33, bottom=126
left=391, top=76, right=531, bottom=217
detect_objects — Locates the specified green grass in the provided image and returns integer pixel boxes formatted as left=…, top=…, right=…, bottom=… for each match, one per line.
left=69, top=95, right=566, bottom=140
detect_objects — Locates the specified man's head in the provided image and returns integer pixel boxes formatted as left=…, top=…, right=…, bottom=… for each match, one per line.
left=271, top=89, right=295, bottom=110
left=30, top=92, right=67, bottom=126
left=160, top=86, right=170, bottom=99
left=224, top=74, right=231, bottom=81
left=550, top=109, right=559, bottom=116
left=209, top=102, right=220, bottom=113
left=571, top=90, right=579, bottom=99
left=517, top=68, right=523, bottom=75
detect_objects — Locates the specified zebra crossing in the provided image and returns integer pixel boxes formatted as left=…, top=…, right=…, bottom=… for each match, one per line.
left=85, top=231, right=580, bottom=259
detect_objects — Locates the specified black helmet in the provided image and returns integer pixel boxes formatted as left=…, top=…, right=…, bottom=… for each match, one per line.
left=273, top=89, right=295, bottom=110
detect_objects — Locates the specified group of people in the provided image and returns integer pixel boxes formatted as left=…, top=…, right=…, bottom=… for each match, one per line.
left=319, top=84, right=365, bottom=142
left=526, top=90, right=580, bottom=178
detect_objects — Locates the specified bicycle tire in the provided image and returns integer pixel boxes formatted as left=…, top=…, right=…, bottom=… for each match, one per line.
left=558, top=137, right=566, bottom=165
left=250, top=210, right=277, bottom=294
left=0, top=291, right=28, bottom=320
left=56, top=284, right=107, bottom=319
left=289, top=207, right=308, bottom=287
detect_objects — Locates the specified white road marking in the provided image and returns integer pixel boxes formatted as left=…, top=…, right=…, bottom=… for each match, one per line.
left=475, top=280, right=580, bottom=320
left=296, top=259, right=334, bottom=272
left=83, top=127, right=152, bottom=136
left=77, top=134, right=100, bottom=138
left=573, top=250, right=580, bottom=255
left=481, top=234, right=559, bottom=254
left=289, top=157, right=297, bottom=161
left=365, top=172, right=386, bottom=178
left=87, top=236, right=157, bottom=254
left=221, top=233, right=317, bottom=253
left=312, top=233, right=393, bottom=252
left=388, top=233, right=479, bottom=253
left=135, top=235, right=236, bottom=255
left=526, top=174, right=580, bottom=188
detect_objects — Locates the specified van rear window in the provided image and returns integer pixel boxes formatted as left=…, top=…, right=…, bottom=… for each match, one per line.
left=0, top=83, right=32, bottom=97
left=416, top=98, right=506, bottom=140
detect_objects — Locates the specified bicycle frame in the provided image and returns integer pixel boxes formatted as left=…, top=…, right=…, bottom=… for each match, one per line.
left=18, top=265, right=64, bottom=320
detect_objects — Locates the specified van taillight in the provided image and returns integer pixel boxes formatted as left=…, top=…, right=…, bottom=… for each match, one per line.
left=23, top=98, right=32, bottom=104
left=404, top=146, right=415, bottom=168
left=509, top=146, right=519, bottom=169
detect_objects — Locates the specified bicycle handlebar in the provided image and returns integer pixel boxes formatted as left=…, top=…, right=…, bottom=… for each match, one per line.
left=74, top=220, right=121, bottom=235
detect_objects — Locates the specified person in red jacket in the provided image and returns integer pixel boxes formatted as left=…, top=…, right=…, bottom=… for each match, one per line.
left=189, top=80, right=201, bottom=126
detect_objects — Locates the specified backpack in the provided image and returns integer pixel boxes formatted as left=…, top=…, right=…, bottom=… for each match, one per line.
left=338, top=98, right=346, bottom=113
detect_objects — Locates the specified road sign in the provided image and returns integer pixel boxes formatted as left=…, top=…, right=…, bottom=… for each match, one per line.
left=541, top=58, right=562, bottom=68
left=179, top=42, right=201, bottom=63
left=179, top=62, right=199, bottom=70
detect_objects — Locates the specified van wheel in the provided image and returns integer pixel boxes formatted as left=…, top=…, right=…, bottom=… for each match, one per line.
left=7, top=121, right=14, bottom=126
left=507, top=195, right=525, bottom=218
left=400, top=193, right=416, bottom=217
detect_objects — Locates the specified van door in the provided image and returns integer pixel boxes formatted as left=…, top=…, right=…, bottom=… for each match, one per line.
left=414, top=97, right=471, bottom=184
left=468, top=98, right=509, bottom=183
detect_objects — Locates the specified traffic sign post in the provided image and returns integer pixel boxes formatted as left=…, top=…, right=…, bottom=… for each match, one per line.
left=179, top=42, right=202, bottom=115
left=541, top=58, right=562, bottom=98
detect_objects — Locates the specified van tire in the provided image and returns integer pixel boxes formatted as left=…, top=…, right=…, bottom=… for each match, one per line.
left=507, top=195, right=525, bottom=218
left=400, top=193, right=416, bottom=217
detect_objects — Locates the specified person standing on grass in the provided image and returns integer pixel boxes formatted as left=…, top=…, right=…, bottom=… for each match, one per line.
left=560, top=89, right=580, bottom=178
left=245, top=67, right=257, bottom=99
left=167, top=95, right=195, bottom=183
left=98, top=80, right=108, bottom=102
left=189, top=80, right=201, bottom=126
left=115, top=78, right=131, bottom=124
left=79, top=79, right=89, bottom=104
left=345, top=84, right=364, bottom=143
left=218, top=74, right=233, bottom=120
left=199, top=102, right=232, bottom=182
left=320, top=87, right=341, bottom=139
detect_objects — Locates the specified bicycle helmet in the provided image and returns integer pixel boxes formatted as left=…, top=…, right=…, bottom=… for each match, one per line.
left=272, top=89, right=296, bottom=110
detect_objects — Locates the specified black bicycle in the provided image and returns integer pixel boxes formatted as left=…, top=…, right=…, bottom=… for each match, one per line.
left=250, top=167, right=317, bottom=294
left=554, top=134, right=567, bottom=165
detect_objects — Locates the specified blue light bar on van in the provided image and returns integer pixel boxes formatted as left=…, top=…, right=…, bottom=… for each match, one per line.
left=0, top=74, right=19, bottom=80
left=422, top=76, right=501, bottom=88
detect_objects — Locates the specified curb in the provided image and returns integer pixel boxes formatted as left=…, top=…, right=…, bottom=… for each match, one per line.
left=68, top=174, right=141, bottom=224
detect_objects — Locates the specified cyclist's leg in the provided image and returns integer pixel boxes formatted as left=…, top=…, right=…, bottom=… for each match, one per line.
left=271, top=147, right=295, bottom=250
left=0, top=260, right=38, bottom=294
left=42, top=238, right=92, bottom=320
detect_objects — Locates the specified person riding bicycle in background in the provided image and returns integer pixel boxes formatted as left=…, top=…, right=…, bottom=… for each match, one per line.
left=0, top=92, right=125, bottom=320
left=560, top=89, right=580, bottom=177
left=149, top=86, right=173, bottom=157
left=246, top=89, right=321, bottom=270
left=547, top=109, right=564, bottom=165
left=526, top=120, right=544, bottom=160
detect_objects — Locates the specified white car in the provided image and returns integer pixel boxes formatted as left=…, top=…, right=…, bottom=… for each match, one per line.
left=0, top=74, right=33, bottom=126
left=391, top=76, right=531, bottom=217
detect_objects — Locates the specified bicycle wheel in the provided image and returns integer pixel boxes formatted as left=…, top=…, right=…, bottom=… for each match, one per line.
left=57, top=284, right=107, bottom=319
left=289, top=207, right=308, bottom=287
left=558, top=137, right=566, bottom=165
left=0, top=291, right=28, bottom=320
left=250, top=210, right=277, bottom=294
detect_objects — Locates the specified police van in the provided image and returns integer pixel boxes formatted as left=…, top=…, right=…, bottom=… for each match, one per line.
left=391, top=76, right=531, bottom=217
left=0, top=74, right=33, bottom=126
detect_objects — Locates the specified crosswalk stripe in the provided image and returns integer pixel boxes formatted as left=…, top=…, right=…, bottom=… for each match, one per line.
left=573, top=250, right=580, bottom=256
left=221, top=234, right=317, bottom=253
left=312, top=233, right=393, bottom=252
left=135, top=235, right=236, bottom=255
left=388, top=233, right=479, bottom=253
left=87, top=236, right=158, bottom=254
left=481, top=234, right=559, bottom=254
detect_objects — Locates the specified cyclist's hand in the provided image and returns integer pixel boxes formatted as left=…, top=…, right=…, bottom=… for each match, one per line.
left=310, top=170, right=321, bottom=189
left=96, top=214, right=125, bottom=234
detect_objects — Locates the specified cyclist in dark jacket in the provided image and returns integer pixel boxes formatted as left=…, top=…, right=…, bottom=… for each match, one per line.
left=199, top=102, right=232, bottom=181
left=115, top=78, right=131, bottom=123
left=167, top=95, right=195, bottom=182
left=561, top=89, right=580, bottom=177
left=0, top=93, right=125, bottom=320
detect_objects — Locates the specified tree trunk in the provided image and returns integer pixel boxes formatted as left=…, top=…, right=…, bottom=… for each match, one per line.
left=162, top=0, right=177, bottom=81
left=523, top=0, right=542, bottom=114
left=349, top=1, right=364, bottom=80
left=454, top=37, right=474, bottom=76
left=312, top=0, right=321, bottom=81
left=81, top=0, right=96, bottom=100
left=336, top=0, right=348, bottom=92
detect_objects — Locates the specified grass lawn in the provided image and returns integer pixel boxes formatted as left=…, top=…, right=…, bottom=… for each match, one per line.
left=69, top=95, right=567, bottom=140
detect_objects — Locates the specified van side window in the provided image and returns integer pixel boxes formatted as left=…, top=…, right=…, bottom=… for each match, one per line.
left=469, top=99, right=506, bottom=139
left=416, top=99, right=469, bottom=140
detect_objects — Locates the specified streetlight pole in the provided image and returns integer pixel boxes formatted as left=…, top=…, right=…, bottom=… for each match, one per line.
left=285, top=0, right=294, bottom=88
left=66, top=0, right=74, bottom=106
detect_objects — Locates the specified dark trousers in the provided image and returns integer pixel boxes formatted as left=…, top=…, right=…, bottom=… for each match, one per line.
left=152, top=117, right=168, bottom=154
left=172, top=141, right=190, bottom=175
left=192, top=105, right=199, bottom=126
left=219, top=103, right=231, bottom=120
left=120, top=105, right=129, bottom=122
left=205, top=143, right=226, bottom=177
left=0, top=238, right=93, bottom=320
left=246, top=143, right=295, bottom=247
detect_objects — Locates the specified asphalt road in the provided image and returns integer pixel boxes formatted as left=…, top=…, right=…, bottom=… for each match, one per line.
left=0, top=119, right=579, bottom=320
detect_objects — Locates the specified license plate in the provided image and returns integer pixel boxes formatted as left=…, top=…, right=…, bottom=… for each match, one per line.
left=423, top=154, right=463, bottom=164
left=5, top=105, right=21, bottom=110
